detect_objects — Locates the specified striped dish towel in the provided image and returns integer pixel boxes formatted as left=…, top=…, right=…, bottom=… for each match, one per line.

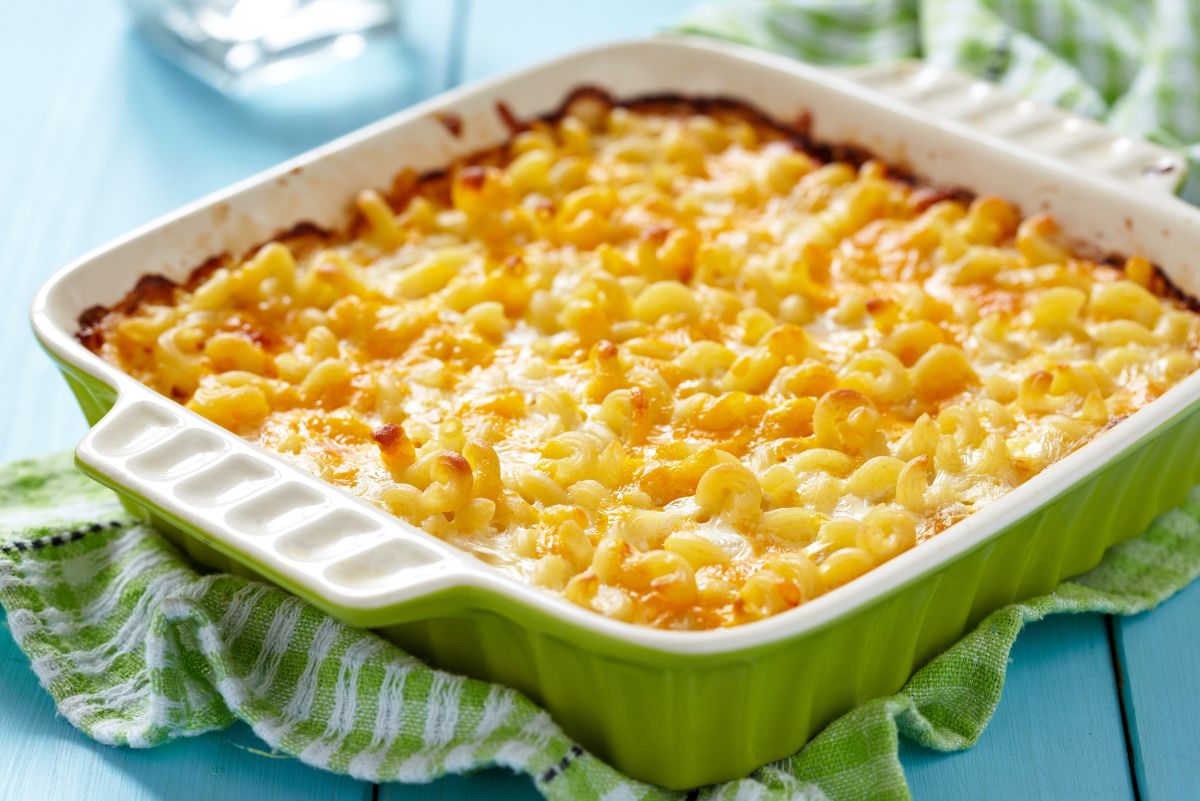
left=4, top=451, right=1200, bottom=801
left=677, top=0, right=1200, bottom=203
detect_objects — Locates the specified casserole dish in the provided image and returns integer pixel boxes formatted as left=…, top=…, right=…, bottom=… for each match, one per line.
left=31, top=38, right=1200, bottom=788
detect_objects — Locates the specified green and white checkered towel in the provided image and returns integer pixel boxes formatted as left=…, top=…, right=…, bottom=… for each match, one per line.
left=8, top=2, right=1200, bottom=798
left=678, top=0, right=1200, bottom=203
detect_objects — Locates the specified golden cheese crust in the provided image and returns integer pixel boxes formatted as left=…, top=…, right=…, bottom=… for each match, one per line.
left=82, top=91, right=1200, bottom=629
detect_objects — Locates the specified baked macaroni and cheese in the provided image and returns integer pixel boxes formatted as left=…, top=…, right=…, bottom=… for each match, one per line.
left=79, top=91, right=1200, bottom=630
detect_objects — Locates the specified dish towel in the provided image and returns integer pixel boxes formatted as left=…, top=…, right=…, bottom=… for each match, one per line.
left=7, top=3, right=1200, bottom=799
left=677, top=0, right=1200, bottom=204
left=4, top=450, right=1200, bottom=801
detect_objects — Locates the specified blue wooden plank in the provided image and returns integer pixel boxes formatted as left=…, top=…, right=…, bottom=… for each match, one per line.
left=902, top=613, right=1135, bottom=801
left=1112, top=578, right=1200, bottom=801
left=0, top=613, right=371, bottom=801
left=382, top=770, right=538, bottom=800
left=403, top=0, right=470, bottom=93
left=458, top=0, right=699, bottom=83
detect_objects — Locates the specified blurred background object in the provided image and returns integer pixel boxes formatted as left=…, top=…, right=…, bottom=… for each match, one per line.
left=125, top=0, right=406, bottom=93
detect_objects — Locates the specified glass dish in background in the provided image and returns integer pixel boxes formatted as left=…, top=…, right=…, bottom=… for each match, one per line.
left=125, top=0, right=404, bottom=94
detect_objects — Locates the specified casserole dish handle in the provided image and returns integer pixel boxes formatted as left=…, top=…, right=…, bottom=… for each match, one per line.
left=74, top=389, right=470, bottom=613
left=838, top=60, right=1186, bottom=196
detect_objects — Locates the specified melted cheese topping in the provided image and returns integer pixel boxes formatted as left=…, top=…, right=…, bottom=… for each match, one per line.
left=86, top=96, right=1200, bottom=629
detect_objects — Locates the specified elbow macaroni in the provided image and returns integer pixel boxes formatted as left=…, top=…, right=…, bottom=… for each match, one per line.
left=82, top=93, right=1200, bottom=630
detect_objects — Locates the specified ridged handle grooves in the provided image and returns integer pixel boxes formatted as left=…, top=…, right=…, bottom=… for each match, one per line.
left=838, top=61, right=1186, bottom=196
left=75, top=393, right=462, bottom=608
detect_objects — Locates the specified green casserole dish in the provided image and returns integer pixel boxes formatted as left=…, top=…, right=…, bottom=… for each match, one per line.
left=32, top=39, right=1200, bottom=788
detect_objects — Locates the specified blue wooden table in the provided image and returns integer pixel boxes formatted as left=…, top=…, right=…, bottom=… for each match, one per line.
left=1, top=2, right=1196, bottom=798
